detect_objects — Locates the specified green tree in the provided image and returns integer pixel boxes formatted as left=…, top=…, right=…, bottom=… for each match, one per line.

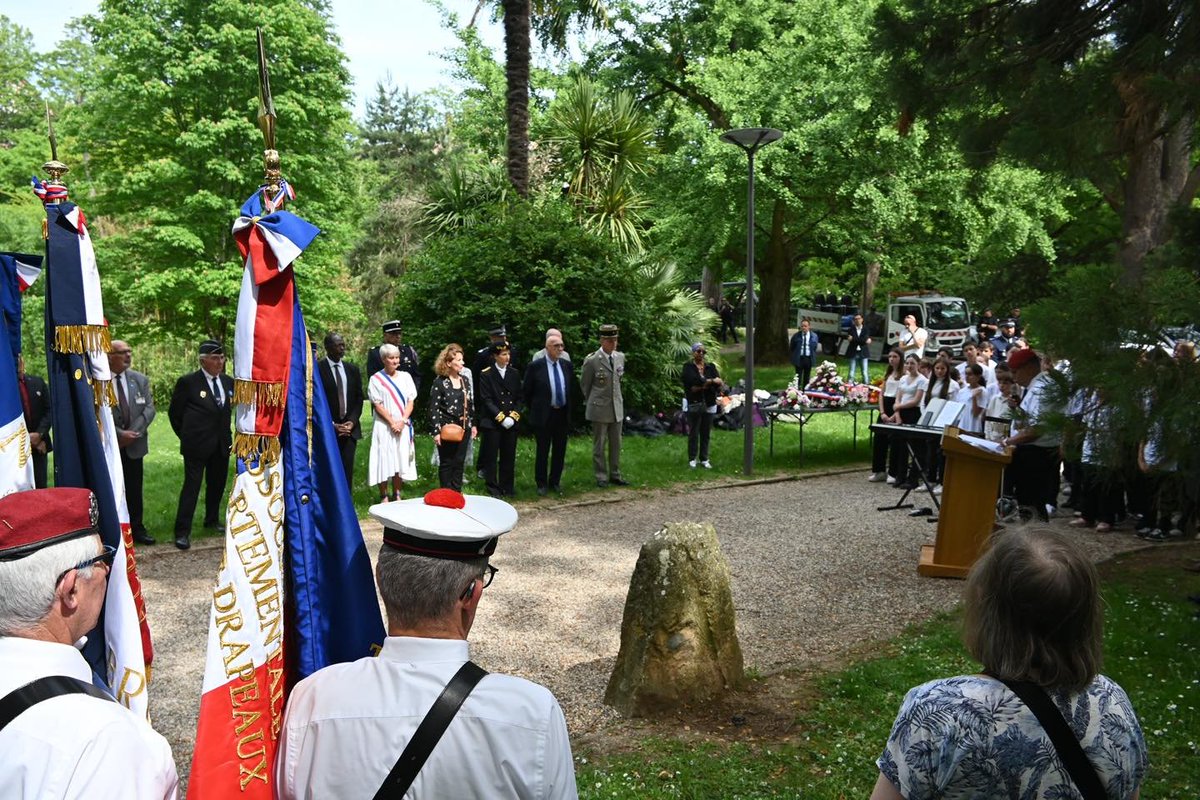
left=874, top=0, right=1200, bottom=284
left=78, top=0, right=363, bottom=343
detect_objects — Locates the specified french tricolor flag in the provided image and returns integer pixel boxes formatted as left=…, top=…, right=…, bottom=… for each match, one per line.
left=0, top=252, right=42, bottom=497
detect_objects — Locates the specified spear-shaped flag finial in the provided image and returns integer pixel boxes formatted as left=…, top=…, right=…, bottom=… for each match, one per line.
left=256, top=28, right=281, bottom=201
left=42, top=102, right=69, bottom=191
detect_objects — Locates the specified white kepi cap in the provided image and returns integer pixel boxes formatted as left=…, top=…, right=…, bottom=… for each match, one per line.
left=369, top=489, right=518, bottom=560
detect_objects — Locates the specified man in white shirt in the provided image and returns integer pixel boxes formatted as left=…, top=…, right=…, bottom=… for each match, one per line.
left=275, top=491, right=578, bottom=799
left=0, top=488, right=178, bottom=800
left=1002, top=348, right=1063, bottom=522
left=899, top=314, right=928, bottom=358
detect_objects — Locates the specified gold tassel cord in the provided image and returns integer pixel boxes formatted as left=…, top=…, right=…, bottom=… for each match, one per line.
left=233, top=379, right=286, bottom=409
left=53, top=324, right=112, bottom=356
left=234, top=433, right=281, bottom=466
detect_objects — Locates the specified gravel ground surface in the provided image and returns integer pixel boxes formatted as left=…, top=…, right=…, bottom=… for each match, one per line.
left=138, top=469, right=1145, bottom=794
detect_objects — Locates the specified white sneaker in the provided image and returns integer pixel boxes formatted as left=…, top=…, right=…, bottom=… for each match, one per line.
left=886, top=475, right=897, bottom=485
left=868, top=472, right=886, bottom=482
left=701, top=460, right=712, bottom=469
left=932, top=484, right=943, bottom=495
left=689, top=460, right=697, bottom=468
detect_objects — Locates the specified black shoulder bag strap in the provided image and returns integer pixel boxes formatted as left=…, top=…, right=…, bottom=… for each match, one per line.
left=996, top=677, right=1107, bottom=800
left=0, top=675, right=114, bottom=733
left=373, top=661, right=488, bottom=800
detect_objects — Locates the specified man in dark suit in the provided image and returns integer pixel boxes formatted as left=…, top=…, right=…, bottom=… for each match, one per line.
left=522, top=331, right=573, bottom=496
left=168, top=339, right=234, bottom=550
left=477, top=342, right=523, bottom=497
left=844, top=313, right=872, bottom=384
left=366, top=320, right=420, bottom=391
left=789, top=319, right=820, bottom=388
left=318, top=332, right=364, bottom=489
left=108, top=340, right=156, bottom=545
left=17, top=355, right=51, bottom=488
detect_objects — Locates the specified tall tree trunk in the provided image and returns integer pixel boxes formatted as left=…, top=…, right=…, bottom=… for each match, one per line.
left=862, top=254, right=881, bottom=314
left=1115, top=89, right=1192, bottom=283
left=503, top=0, right=531, bottom=197
left=755, top=198, right=794, bottom=364
left=701, top=264, right=721, bottom=307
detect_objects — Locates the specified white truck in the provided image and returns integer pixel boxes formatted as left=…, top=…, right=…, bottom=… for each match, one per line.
left=796, top=292, right=976, bottom=360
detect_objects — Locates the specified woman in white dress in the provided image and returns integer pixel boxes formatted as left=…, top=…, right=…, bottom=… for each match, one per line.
left=368, top=343, right=417, bottom=501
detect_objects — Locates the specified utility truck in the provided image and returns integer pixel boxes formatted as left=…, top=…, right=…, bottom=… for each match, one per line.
left=796, top=292, right=975, bottom=360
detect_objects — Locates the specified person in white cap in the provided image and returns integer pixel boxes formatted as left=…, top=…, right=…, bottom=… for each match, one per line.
left=275, top=489, right=578, bottom=800
left=0, top=488, right=178, bottom=799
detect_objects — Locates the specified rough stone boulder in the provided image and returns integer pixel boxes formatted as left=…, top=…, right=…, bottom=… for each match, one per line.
left=604, top=521, right=744, bottom=716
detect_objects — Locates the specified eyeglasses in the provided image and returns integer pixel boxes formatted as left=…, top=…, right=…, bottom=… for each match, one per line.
left=460, top=564, right=499, bottom=600
left=112, top=349, right=132, bottom=355
left=56, top=544, right=117, bottom=585
left=694, top=349, right=706, bottom=355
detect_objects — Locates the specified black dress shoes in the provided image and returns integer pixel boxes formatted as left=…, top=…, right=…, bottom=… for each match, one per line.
left=205, top=521, right=226, bottom=534
left=174, top=536, right=191, bottom=550
left=610, top=478, right=630, bottom=487
left=537, top=486, right=548, bottom=496
left=133, top=532, right=156, bottom=546
left=596, top=480, right=609, bottom=488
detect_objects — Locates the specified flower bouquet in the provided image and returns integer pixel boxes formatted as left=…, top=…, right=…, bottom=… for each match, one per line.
left=804, top=361, right=849, bottom=408
left=779, top=381, right=811, bottom=409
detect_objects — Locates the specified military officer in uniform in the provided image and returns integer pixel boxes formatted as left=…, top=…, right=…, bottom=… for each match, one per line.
left=476, top=342, right=522, bottom=497
left=367, top=320, right=420, bottom=391
left=472, top=325, right=523, bottom=377
left=168, top=339, right=234, bottom=550
left=580, top=324, right=628, bottom=488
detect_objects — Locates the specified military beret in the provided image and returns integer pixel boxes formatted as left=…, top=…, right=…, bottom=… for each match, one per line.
left=0, top=488, right=98, bottom=561
left=1007, top=348, right=1039, bottom=370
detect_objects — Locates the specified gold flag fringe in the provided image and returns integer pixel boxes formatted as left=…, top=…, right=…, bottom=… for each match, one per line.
left=94, top=380, right=116, bottom=409
left=234, top=433, right=282, bottom=465
left=233, top=379, right=285, bottom=409
left=54, top=324, right=112, bottom=355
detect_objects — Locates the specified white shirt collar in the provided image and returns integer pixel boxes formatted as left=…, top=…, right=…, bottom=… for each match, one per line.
left=379, top=636, right=470, bottom=663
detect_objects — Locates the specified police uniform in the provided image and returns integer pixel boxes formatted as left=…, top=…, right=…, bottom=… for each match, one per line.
left=477, top=343, right=523, bottom=496
left=275, top=493, right=577, bottom=800
left=580, top=324, right=627, bottom=486
left=367, top=320, right=421, bottom=391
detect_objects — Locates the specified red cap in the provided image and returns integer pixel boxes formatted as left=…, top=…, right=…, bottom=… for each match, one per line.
left=1007, top=348, right=1039, bottom=370
left=0, top=488, right=98, bottom=561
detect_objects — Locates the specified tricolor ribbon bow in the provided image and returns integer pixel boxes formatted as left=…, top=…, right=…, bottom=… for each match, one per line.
left=31, top=176, right=70, bottom=204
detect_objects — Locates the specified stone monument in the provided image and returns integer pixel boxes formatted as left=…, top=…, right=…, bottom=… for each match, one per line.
left=605, top=521, right=744, bottom=716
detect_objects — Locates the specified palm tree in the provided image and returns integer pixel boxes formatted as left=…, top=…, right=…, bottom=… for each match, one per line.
left=471, top=0, right=607, bottom=197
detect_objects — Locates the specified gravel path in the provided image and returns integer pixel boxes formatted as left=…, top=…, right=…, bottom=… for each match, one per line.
left=138, top=470, right=1144, bottom=794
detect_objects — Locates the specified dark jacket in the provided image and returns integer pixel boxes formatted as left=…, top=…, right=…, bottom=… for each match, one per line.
left=168, top=369, right=233, bottom=460
left=522, top=356, right=574, bottom=429
left=789, top=330, right=820, bottom=367
left=21, top=373, right=52, bottom=452
left=428, top=373, right=473, bottom=436
left=682, top=361, right=720, bottom=409
left=477, top=364, right=523, bottom=429
left=844, top=325, right=871, bottom=359
left=318, top=358, right=364, bottom=439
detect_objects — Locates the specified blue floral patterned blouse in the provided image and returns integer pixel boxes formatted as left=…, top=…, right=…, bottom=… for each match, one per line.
left=878, top=674, right=1147, bottom=799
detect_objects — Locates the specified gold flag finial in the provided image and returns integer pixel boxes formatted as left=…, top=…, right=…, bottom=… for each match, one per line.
left=256, top=28, right=281, bottom=202
left=42, top=102, right=69, bottom=195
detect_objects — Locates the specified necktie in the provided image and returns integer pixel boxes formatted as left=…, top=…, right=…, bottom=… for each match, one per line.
left=333, top=363, right=346, bottom=419
left=211, top=376, right=222, bottom=407
left=18, top=378, right=32, bottom=425
left=551, top=361, right=563, bottom=407
left=116, top=374, right=131, bottom=427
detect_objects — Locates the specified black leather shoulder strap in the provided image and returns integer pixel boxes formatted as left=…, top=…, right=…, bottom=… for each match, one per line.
left=997, top=677, right=1107, bottom=800
left=373, top=661, right=488, bottom=800
left=0, top=675, right=114, bottom=733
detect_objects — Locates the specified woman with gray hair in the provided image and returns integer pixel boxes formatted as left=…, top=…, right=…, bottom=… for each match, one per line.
left=870, top=528, right=1147, bottom=800
left=368, top=343, right=418, bottom=502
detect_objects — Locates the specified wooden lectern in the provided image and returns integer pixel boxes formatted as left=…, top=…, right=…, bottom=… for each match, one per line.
left=919, top=426, right=1013, bottom=578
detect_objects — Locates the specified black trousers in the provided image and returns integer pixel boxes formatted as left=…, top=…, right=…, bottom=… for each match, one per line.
left=720, top=312, right=738, bottom=343
left=479, top=426, right=518, bottom=495
left=1080, top=463, right=1119, bottom=525
left=534, top=409, right=569, bottom=489
left=1011, top=444, right=1060, bottom=521
left=335, top=434, right=357, bottom=490
left=120, top=450, right=147, bottom=535
left=686, top=409, right=712, bottom=461
left=32, top=451, right=49, bottom=489
left=794, top=356, right=813, bottom=389
left=437, top=437, right=469, bottom=491
left=872, top=396, right=896, bottom=474
left=174, top=450, right=230, bottom=535
left=890, top=407, right=925, bottom=482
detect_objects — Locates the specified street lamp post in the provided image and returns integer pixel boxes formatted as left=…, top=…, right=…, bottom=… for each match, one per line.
left=720, top=127, right=783, bottom=476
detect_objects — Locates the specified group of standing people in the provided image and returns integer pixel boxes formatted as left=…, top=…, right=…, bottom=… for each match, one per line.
left=358, top=321, right=630, bottom=500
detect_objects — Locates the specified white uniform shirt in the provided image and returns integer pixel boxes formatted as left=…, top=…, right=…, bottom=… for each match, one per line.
left=895, top=374, right=928, bottom=408
left=1015, top=371, right=1062, bottom=447
left=276, top=636, right=578, bottom=800
left=0, top=637, right=178, bottom=800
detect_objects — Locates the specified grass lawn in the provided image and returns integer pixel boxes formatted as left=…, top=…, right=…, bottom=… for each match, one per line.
left=58, top=353, right=880, bottom=540
left=573, top=544, right=1200, bottom=798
